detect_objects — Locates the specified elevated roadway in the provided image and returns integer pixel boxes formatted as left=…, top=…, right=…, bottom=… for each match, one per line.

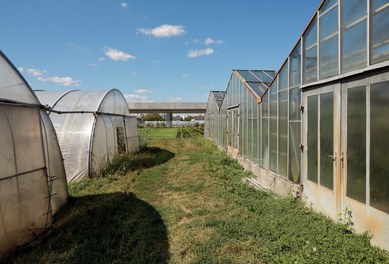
left=128, top=102, right=207, bottom=114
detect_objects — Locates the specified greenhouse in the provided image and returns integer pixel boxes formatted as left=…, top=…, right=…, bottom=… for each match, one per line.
left=0, top=51, right=68, bottom=257
left=204, top=91, right=225, bottom=146
left=36, top=89, right=140, bottom=182
left=205, top=0, right=389, bottom=250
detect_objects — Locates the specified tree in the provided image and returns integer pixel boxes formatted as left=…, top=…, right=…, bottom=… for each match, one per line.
left=142, top=113, right=165, bottom=121
left=183, top=116, right=193, bottom=121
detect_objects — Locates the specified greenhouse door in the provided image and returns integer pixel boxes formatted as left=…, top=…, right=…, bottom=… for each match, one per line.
left=303, top=84, right=341, bottom=219
left=227, top=107, right=239, bottom=157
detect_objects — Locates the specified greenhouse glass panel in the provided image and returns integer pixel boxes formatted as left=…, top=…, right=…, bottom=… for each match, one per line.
left=258, top=106, right=262, bottom=166
left=289, top=122, right=301, bottom=182
left=234, top=110, right=239, bottom=150
left=320, top=92, right=334, bottom=190
left=228, top=112, right=232, bottom=146
left=262, top=118, right=269, bottom=169
left=320, top=7, right=339, bottom=79
left=290, top=42, right=301, bottom=88
left=251, top=71, right=274, bottom=83
left=247, top=92, right=253, bottom=159
left=253, top=99, right=259, bottom=164
left=270, top=80, right=278, bottom=118
left=278, top=91, right=288, bottom=177
left=270, top=119, right=278, bottom=173
left=346, top=86, right=366, bottom=203
left=320, top=0, right=338, bottom=13
left=262, top=92, right=269, bottom=117
left=289, top=88, right=301, bottom=121
left=307, top=95, right=318, bottom=183
left=342, top=0, right=367, bottom=73
left=244, top=88, right=249, bottom=158
left=279, top=63, right=289, bottom=91
left=371, top=0, right=389, bottom=64
left=370, top=81, right=389, bottom=214
left=303, top=17, right=318, bottom=84
left=253, top=117, right=258, bottom=163
left=247, top=82, right=266, bottom=95
left=236, top=70, right=260, bottom=82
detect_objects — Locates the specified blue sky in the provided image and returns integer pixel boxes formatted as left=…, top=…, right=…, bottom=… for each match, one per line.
left=1, top=0, right=320, bottom=102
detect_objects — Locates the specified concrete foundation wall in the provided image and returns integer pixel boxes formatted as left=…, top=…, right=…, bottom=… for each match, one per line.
left=236, top=156, right=302, bottom=197
left=206, top=137, right=302, bottom=197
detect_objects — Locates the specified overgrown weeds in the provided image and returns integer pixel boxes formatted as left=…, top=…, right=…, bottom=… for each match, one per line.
left=91, top=147, right=175, bottom=179
left=176, top=127, right=204, bottom=138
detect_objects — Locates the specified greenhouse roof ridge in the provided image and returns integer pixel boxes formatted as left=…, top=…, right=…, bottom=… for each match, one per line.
left=231, top=69, right=276, bottom=102
left=264, top=0, right=325, bottom=95
left=210, top=91, right=226, bottom=110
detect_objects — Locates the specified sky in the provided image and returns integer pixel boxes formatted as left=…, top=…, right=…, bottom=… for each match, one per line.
left=0, top=0, right=321, bottom=102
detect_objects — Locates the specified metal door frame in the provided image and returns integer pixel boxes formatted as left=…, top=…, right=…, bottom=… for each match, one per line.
left=302, top=83, right=341, bottom=219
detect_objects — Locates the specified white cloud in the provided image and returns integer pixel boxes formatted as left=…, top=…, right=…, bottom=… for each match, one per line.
left=187, top=48, right=214, bottom=58
left=169, top=97, right=182, bottom=102
left=205, top=37, right=224, bottom=45
left=27, top=68, right=47, bottom=76
left=137, top=24, right=185, bottom=38
left=37, top=76, right=81, bottom=87
left=88, top=63, right=97, bottom=67
left=134, top=89, right=152, bottom=94
left=17, top=67, right=24, bottom=73
left=98, top=57, right=105, bottom=61
left=124, top=94, right=149, bottom=102
left=181, top=73, right=190, bottom=78
left=104, top=47, right=136, bottom=61
left=121, top=2, right=128, bottom=8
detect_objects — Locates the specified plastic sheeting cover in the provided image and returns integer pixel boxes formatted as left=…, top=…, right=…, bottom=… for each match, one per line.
left=0, top=52, right=39, bottom=105
left=0, top=106, right=50, bottom=256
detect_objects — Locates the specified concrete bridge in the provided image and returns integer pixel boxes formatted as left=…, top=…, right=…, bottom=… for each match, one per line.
left=127, top=102, right=207, bottom=124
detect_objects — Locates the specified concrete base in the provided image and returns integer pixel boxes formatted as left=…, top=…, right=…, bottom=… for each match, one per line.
left=236, top=156, right=302, bottom=197
left=209, top=139, right=301, bottom=197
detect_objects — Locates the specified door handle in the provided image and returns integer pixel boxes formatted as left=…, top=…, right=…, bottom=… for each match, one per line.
left=328, top=154, right=336, bottom=161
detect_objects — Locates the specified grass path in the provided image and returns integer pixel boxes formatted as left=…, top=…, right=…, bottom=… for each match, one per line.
left=5, top=136, right=389, bottom=263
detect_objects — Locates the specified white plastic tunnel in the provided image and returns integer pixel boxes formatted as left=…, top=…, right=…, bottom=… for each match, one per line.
left=0, top=51, right=68, bottom=257
left=36, top=89, right=140, bottom=182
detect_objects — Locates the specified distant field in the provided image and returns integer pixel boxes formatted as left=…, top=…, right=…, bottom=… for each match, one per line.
left=138, top=127, right=178, bottom=139
left=5, top=135, right=389, bottom=263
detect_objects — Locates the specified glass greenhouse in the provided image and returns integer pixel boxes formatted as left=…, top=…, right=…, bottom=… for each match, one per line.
left=36, top=89, right=140, bottom=182
left=0, top=51, right=68, bottom=257
left=204, top=91, right=225, bottom=146
left=205, top=0, right=389, bottom=250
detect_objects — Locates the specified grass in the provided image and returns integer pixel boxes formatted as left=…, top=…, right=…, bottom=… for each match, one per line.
left=4, top=130, right=389, bottom=263
left=138, top=127, right=178, bottom=139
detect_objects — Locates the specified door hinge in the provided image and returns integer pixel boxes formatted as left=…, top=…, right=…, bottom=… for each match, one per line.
left=300, top=105, right=304, bottom=113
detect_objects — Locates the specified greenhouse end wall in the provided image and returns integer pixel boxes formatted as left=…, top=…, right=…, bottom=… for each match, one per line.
left=0, top=51, right=68, bottom=258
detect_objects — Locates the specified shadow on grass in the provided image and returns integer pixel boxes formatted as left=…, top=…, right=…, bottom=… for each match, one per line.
left=93, top=147, right=175, bottom=178
left=5, top=193, right=170, bottom=264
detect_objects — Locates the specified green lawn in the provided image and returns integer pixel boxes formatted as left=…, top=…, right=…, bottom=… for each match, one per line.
left=138, top=127, right=178, bottom=139
left=4, top=134, right=389, bottom=263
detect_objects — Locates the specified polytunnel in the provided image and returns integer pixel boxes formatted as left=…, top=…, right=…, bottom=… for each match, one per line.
left=35, top=89, right=140, bottom=182
left=0, top=51, right=68, bottom=257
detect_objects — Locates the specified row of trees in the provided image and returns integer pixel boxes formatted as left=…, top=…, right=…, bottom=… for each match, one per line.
left=141, top=114, right=194, bottom=122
